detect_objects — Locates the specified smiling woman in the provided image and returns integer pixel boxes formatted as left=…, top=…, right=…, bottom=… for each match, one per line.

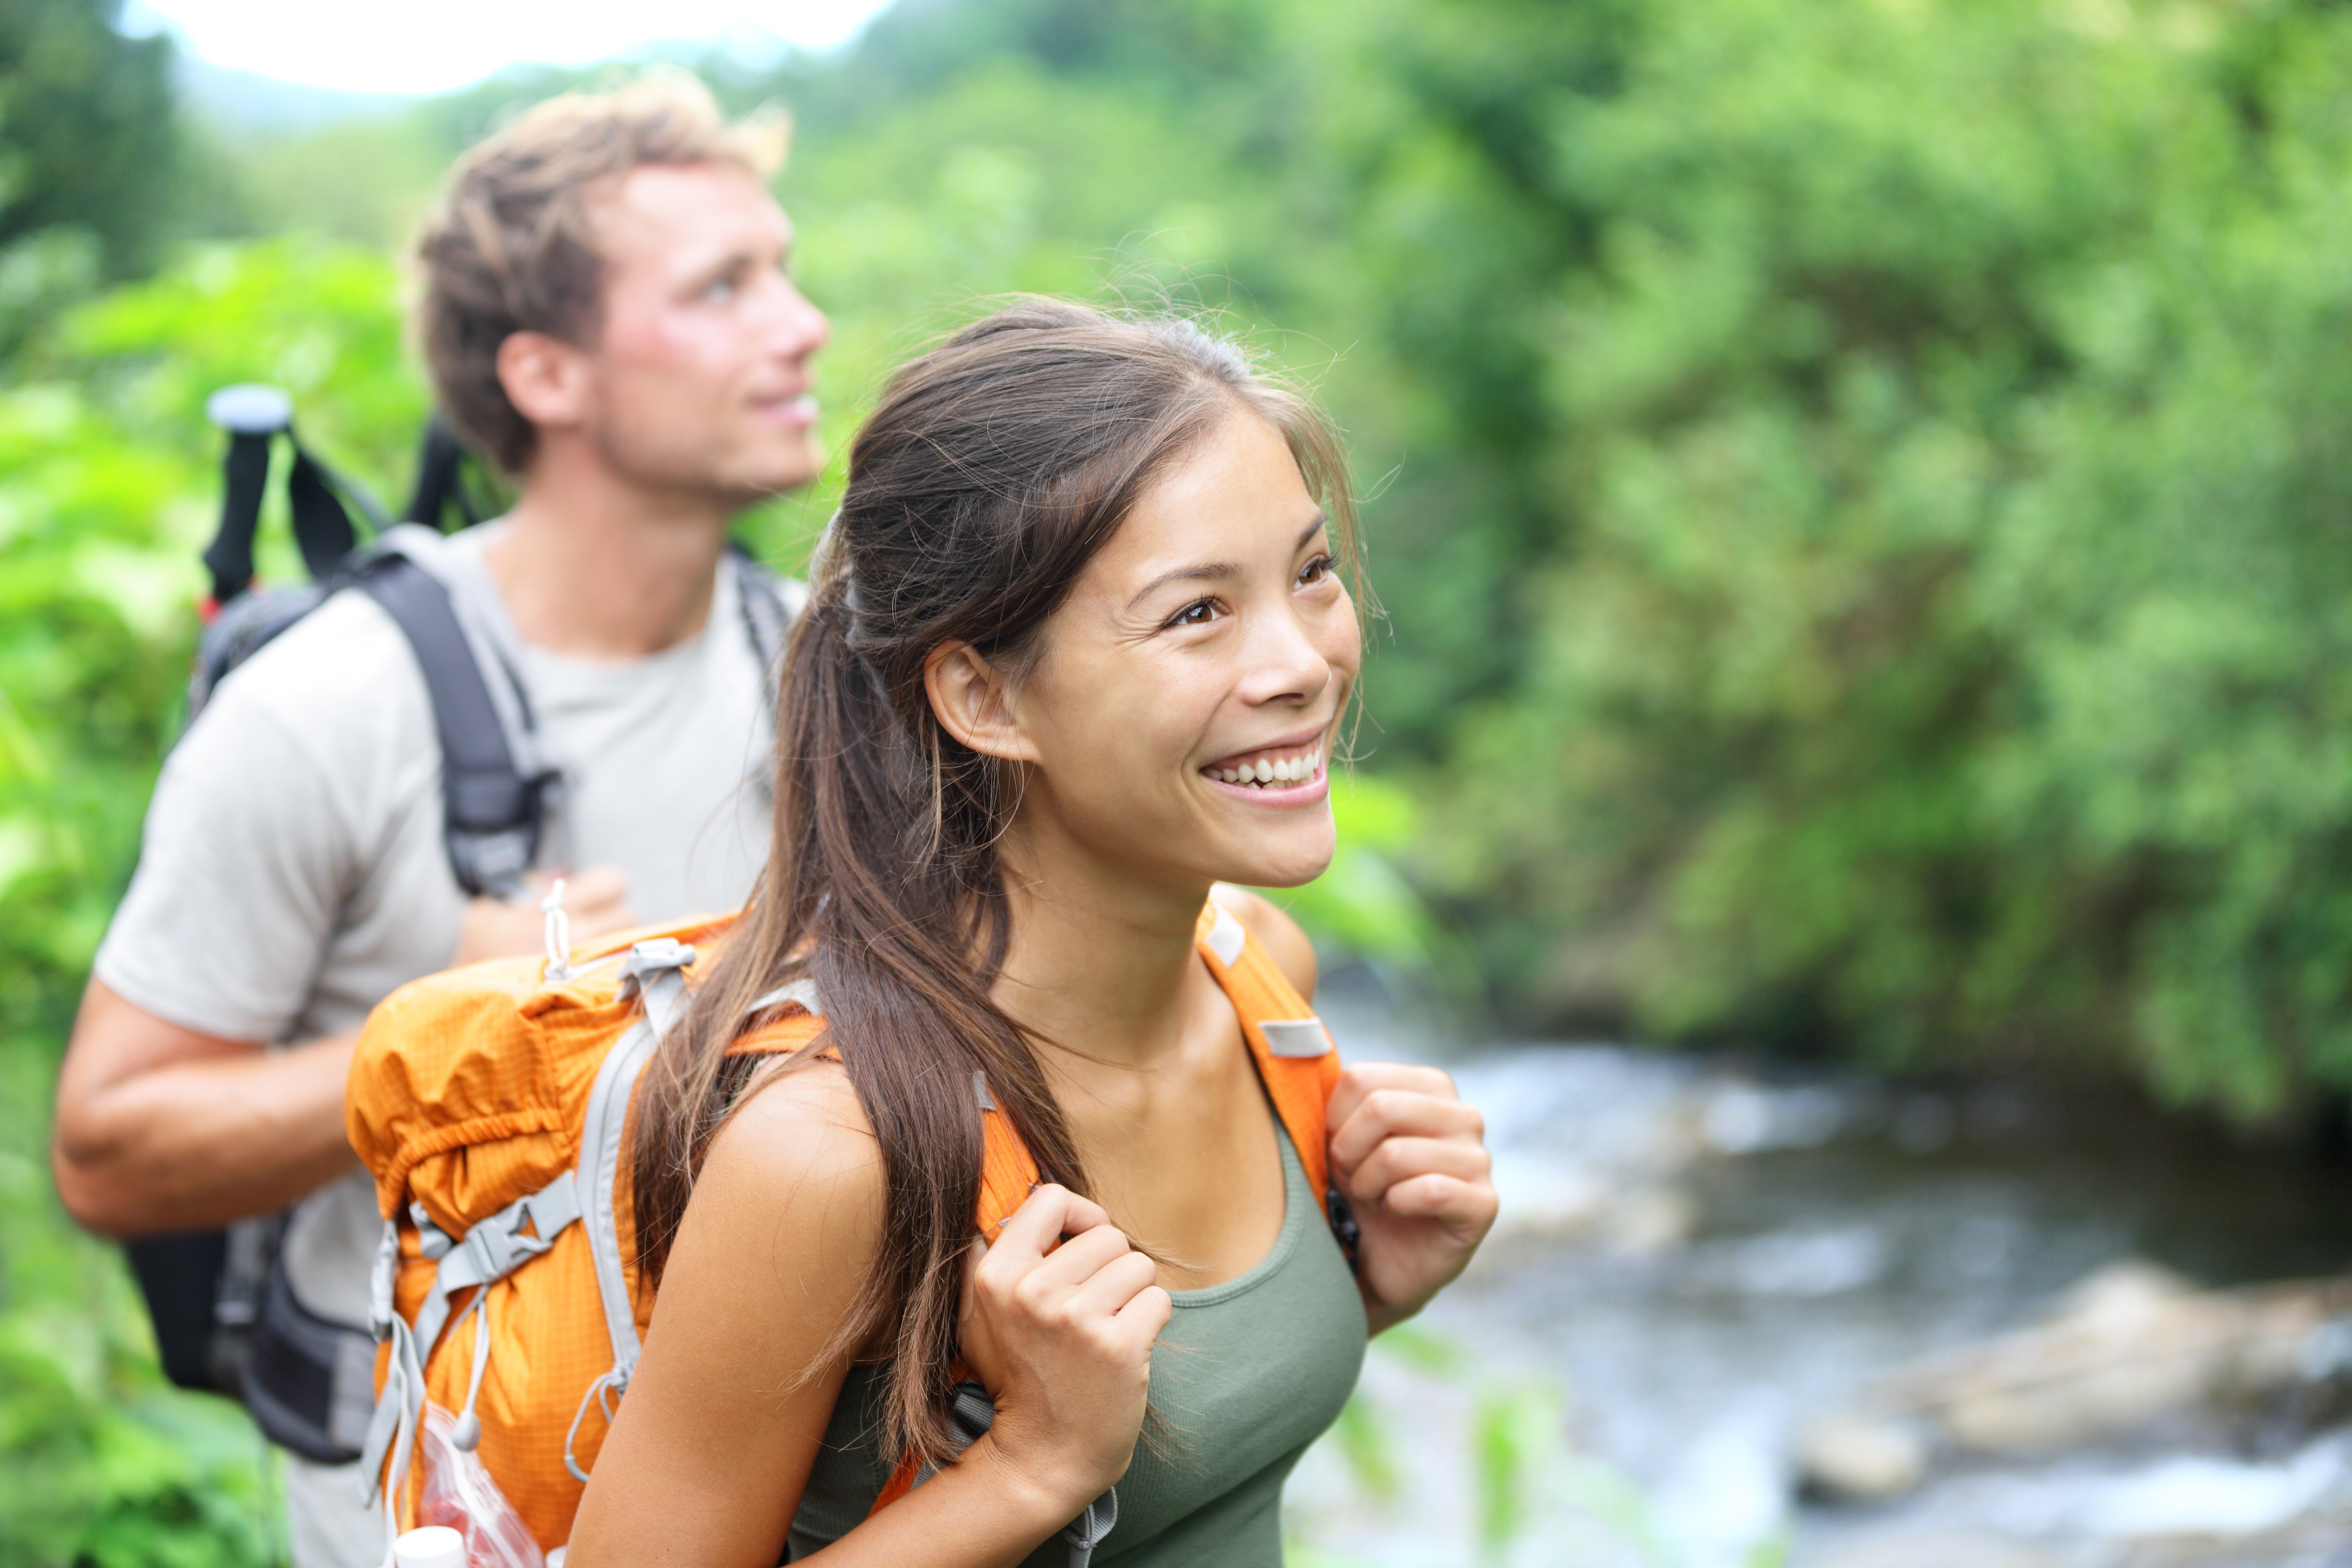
left=560, top=299, right=1500, bottom=1568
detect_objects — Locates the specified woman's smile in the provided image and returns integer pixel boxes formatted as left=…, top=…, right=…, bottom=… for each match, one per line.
left=1199, top=726, right=1333, bottom=803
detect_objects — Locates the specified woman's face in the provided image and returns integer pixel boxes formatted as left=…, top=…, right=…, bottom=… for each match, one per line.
left=1005, top=406, right=1361, bottom=892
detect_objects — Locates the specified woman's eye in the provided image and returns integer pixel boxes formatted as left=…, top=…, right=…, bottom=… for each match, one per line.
left=1168, top=599, right=1222, bottom=629
left=1297, top=553, right=1334, bottom=586
left=705, top=275, right=740, bottom=302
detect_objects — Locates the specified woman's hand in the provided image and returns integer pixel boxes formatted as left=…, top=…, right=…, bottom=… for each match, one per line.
left=1327, top=1062, right=1498, bottom=1333
left=958, top=1184, right=1173, bottom=1517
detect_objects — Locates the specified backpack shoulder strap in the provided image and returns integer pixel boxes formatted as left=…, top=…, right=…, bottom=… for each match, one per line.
left=723, top=995, right=1041, bottom=1236
left=726, top=545, right=806, bottom=711
left=1193, top=900, right=1343, bottom=1204
left=350, top=548, right=552, bottom=899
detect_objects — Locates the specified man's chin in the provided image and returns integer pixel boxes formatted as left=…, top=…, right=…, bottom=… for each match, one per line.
left=719, top=442, right=826, bottom=507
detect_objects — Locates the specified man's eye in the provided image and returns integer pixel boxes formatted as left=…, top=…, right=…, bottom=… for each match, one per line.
left=705, top=275, right=740, bottom=302
left=1168, top=600, right=1221, bottom=628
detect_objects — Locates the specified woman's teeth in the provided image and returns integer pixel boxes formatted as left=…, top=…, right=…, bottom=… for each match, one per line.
left=1208, top=745, right=1323, bottom=788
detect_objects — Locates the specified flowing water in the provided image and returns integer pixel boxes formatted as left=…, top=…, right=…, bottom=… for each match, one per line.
left=1280, top=974, right=2352, bottom=1568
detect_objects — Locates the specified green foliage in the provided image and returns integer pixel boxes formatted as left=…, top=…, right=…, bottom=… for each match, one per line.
left=0, top=238, right=422, bottom=1568
left=0, top=1155, right=270, bottom=1568
left=1472, top=1382, right=1563, bottom=1550
left=1367, top=0, right=2352, bottom=1111
left=1258, top=775, right=1451, bottom=975
left=0, top=0, right=187, bottom=279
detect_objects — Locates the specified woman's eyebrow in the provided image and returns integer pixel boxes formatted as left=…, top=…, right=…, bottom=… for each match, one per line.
left=1123, top=514, right=1329, bottom=610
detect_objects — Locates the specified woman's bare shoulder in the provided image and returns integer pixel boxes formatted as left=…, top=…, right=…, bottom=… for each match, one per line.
left=578, top=1058, right=880, bottom=1562
left=691, top=1052, right=883, bottom=1239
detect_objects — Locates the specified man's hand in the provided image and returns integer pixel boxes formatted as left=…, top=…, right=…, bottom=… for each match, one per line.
left=1327, top=1062, right=1498, bottom=1335
left=453, top=865, right=638, bottom=967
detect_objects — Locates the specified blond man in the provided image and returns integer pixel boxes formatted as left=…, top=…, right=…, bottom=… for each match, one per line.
left=53, top=78, right=829, bottom=1567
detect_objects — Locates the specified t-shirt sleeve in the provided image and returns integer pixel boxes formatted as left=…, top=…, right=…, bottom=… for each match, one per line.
left=94, top=683, right=366, bottom=1044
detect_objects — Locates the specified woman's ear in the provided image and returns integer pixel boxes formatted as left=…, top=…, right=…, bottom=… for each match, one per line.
left=925, top=642, right=1038, bottom=764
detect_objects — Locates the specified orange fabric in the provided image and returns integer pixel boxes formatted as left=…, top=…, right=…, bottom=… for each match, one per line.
left=350, top=912, right=740, bottom=1544
left=1192, top=902, right=1343, bottom=1202
left=350, top=901, right=1339, bottom=1549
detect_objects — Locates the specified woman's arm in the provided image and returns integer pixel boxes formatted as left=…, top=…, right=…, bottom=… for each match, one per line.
left=566, top=1060, right=881, bottom=1563
left=567, top=1062, right=1169, bottom=1568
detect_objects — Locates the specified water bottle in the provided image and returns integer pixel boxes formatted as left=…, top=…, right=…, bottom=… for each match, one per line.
left=394, top=1527, right=466, bottom=1568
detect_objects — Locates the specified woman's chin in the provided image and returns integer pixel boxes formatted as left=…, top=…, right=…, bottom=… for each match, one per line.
left=1224, top=841, right=1336, bottom=891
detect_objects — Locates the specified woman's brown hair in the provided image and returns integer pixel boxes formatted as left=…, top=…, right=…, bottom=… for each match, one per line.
left=629, top=297, right=1359, bottom=1470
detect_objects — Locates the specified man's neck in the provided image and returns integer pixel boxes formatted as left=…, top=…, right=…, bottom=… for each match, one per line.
left=485, top=458, right=734, bottom=661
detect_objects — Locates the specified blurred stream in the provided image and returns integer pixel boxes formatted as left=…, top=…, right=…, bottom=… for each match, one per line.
left=1282, top=972, right=2352, bottom=1568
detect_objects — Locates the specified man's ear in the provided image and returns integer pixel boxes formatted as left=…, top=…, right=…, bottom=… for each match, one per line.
left=496, top=330, right=591, bottom=432
left=925, top=642, right=1037, bottom=764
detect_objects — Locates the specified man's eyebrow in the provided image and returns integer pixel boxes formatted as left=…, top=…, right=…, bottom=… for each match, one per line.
left=1123, top=512, right=1330, bottom=610
left=682, top=240, right=790, bottom=291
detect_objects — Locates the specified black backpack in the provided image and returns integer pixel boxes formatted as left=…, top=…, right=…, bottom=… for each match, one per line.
left=124, top=386, right=798, bottom=1462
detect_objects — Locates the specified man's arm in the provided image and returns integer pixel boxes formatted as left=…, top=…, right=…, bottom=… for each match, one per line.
left=54, top=868, right=638, bottom=1238
left=52, top=981, right=358, bottom=1238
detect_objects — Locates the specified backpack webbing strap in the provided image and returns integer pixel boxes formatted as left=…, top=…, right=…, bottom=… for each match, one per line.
left=891, top=1374, right=1119, bottom=1568
left=355, top=553, right=552, bottom=899
left=200, top=386, right=389, bottom=607
left=1196, top=901, right=1360, bottom=1270
left=729, top=546, right=804, bottom=700
left=358, top=1170, right=583, bottom=1522
left=561, top=942, right=697, bottom=1483
left=400, top=414, right=484, bottom=531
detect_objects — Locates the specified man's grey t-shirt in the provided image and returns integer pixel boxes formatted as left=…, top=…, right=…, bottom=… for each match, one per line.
left=94, top=522, right=774, bottom=1327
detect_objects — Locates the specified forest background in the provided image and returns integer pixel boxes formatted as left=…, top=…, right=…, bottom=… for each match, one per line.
left=9, top=0, right=2352, bottom=1557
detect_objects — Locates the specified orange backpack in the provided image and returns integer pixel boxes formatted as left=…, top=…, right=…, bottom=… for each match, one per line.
left=346, top=898, right=1350, bottom=1558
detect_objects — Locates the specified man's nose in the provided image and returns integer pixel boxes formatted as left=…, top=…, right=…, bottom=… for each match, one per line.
left=761, top=276, right=830, bottom=359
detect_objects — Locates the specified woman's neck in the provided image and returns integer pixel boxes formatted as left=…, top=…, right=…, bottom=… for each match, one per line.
left=992, top=830, right=1214, bottom=1072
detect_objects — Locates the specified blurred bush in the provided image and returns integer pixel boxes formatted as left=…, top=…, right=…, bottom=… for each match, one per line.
left=0, top=238, right=421, bottom=1567
left=0, top=0, right=181, bottom=281
left=1372, top=0, right=2352, bottom=1113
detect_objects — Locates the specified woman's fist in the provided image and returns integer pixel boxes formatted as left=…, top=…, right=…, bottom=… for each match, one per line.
left=957, top=1185, right=1172, bottom=1512
left=1327, top=1062, right=1498, bottom=1333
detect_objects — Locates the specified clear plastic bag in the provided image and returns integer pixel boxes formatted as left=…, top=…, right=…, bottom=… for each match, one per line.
left=415, top=1401, right=546, bottom=1568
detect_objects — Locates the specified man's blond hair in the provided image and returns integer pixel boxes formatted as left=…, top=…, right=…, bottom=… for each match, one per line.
left=414, top=76, right=788, bottom=473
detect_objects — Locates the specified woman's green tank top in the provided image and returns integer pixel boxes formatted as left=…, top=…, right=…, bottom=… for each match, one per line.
left=785, top=1122, right=1367, bottom=1565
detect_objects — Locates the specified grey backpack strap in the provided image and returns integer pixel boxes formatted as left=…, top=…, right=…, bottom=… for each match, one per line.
left=353, top=552, right=554, bottom=898
left=727, top=544, right=804, bottom=711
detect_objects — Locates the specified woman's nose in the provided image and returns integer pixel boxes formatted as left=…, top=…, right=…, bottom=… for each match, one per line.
left=1239, top=603, right=1335, bottom=708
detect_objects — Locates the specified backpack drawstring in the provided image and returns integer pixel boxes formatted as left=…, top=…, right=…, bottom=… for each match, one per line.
left=541, top=878, right=572, bottom=982
left=450, top=1285, right=493, bottom=1452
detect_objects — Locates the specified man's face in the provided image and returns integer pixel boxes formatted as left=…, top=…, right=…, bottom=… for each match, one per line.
left=573, top=162, right=830, bottom=507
